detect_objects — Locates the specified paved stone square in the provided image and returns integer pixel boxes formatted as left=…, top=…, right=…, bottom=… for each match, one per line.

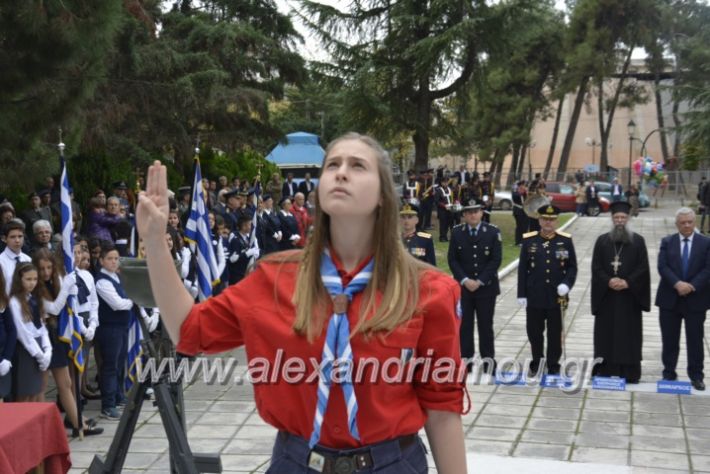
left=64, top=200, right=710, bottom=473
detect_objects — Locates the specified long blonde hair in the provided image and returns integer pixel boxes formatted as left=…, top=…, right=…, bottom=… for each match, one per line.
left=271, top=132, right=429, bottom=341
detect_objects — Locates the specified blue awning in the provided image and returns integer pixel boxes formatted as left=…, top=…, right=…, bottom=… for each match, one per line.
left=265, top=132, right=324, bottom=168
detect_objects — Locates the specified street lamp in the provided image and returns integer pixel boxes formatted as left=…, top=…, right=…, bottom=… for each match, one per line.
left=627, top=120, right=636, bottom=187
left=585, top=137, right=600, bottom=167
left=528, top=140, right=535, bottom=181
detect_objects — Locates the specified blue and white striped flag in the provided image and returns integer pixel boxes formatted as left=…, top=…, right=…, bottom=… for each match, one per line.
left=247, top=181, right=261, bottom=266
left=125, top=308, right=143, bottom=391
left=58, top=156, right=85, bottom=372
left=184, top=157, right=220, bottom=301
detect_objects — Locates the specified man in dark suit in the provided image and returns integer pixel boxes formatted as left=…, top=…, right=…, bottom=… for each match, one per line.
left=656, top=208, right=710, bottom=390
left=448, top=201, right=502, bottom=373
left=455, top=165, right=470, bottom=189
left=281, top=173, right=298, bottom=199
left=297, top=172, right=315, bottom=200
left=518, top=204, right=577, bottom=375
left=611, top=178, right=623, bottom=202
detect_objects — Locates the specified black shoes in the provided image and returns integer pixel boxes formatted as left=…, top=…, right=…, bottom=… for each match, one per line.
left=692, top=379, right=706, bottom=391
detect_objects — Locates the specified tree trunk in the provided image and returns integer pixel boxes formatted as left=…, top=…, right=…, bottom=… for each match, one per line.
left=654, top=76, right=670, bottom=162
left=413, top=82, right=432, bottom=172
left=599, top=46, right=634, bottom=174
left=597, top=79, right=607, bottom=172
left=493, top=152, right=504, bottom=188
left=557, top=76, right=589, bottom=177
left=543, top=97, right=564, bottom=180
left=517, top=144, right=528, bottom=180
left=507, top=144, right=520, bottom=188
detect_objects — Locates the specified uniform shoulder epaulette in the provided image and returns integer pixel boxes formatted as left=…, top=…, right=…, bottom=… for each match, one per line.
left=523, top=231, right=538, bottom=238
left=453, top=223, right=464, bottom=229
left=416, top=231, right=432, bottom=239
left=556, top=230, right=572, bottom=238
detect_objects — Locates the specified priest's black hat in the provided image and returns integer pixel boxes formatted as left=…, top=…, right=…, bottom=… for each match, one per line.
left=610, top=201, right=632, bottom=215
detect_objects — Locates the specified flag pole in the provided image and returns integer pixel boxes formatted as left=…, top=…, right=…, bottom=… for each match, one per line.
left=59, top=128, right=84, bottom=440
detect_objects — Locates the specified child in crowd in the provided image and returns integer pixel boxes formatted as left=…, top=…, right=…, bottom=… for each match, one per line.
left=94, top=246, right=133, bottom=420
left=10, top=262, right=51, bottom=402
left=34, top=248, right=102, bottom=436
left=0, top=270, right=16, bottom=401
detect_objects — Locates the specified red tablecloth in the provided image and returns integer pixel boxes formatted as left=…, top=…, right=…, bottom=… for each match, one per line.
left=0, top=403, right=71, bottom=474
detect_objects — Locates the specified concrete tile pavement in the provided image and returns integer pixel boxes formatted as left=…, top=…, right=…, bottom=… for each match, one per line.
left=66, top=200, right=710, bottom=473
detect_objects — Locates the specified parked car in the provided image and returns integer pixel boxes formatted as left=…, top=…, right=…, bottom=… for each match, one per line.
left=493, top=191, right=513, bottom=210
left=545, top=182, right=610, bottom=216
left=592, top=181, right=650, bottom=208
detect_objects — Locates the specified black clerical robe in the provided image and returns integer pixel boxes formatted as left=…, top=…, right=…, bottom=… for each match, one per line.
left=591, top=232, right=651, bottom=365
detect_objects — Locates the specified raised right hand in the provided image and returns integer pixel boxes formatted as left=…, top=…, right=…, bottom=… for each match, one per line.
left=137, top=161, right=170, bottom=241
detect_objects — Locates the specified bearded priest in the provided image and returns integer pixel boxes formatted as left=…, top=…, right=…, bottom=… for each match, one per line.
left=591, top=201, right=651, bottom=383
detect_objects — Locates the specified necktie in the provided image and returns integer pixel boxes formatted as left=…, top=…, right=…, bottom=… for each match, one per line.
left=682, top=238, right=690, bottom=280
left=309, top=250, right=374, bottom=448
left=76, top=273, right=89, bottom=305
left=29, top=295, right=42, bottom=329
left=15, top=256, right=19, bottom=263
left=470, top=226, right=477, bottom=237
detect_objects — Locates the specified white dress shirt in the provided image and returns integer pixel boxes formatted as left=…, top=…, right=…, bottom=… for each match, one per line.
left=95, top=269, right=134, bottom=311
left=10, top=295, right=51, bottom=358
left=43, top=274, right=70, bottom=316
left=76, top=269, right=100, bottom=332
left=0, top=247, right=31, bottom=294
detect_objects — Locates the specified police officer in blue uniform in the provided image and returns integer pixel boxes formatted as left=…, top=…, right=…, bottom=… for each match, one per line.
left=448, top=200, right=502, bottom=372
left=517, top=204, right=577, bottom=375
left=400, top=203, right=436, bottom=265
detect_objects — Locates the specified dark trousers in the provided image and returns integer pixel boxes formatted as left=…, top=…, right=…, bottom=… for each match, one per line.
left=482, top=205, right=491, bottom=223
left=513, top=209, right=526, bottom=245
left=420, top=199, right=433, bottom=229
left=660, top=308, right=706, bottom=381
left=96, top=325, right=128, bottom=411
left=460, top=293, right=495, bottom=362
left=526, top=307, right=562, bottom=373
left=268, top=432, right=427, bottom=473
left=438, top=209, right=451, bottom=240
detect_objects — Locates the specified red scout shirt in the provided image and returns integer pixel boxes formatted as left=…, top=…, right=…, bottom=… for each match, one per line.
left=176, top=251, right=464, bottom=448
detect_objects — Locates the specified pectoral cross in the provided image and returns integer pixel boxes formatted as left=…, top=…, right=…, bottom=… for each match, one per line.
left=611, top=255, right=622, bottom=275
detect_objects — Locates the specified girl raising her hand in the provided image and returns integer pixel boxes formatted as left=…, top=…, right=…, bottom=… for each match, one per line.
left=137, top=133, right=468, bottom=473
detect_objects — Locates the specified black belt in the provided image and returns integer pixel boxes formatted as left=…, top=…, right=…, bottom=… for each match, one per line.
left=280, top=432, right=417, bottom=474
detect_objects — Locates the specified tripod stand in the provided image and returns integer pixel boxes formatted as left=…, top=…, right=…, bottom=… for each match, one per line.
left=89, top=316, right=222, bottom=474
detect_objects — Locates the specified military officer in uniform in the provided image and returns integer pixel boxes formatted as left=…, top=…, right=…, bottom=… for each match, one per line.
left=517, top=204, right=577, bottom=375
left=400, top=203, right=436, bottom=265
left=448, top=200, right=502, bottom=372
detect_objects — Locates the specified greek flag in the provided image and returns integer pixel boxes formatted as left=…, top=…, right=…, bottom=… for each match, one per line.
left=184, top=157, right=220, bottom=301
left=125, top=308, right=143, bottom=391
left=58, top=156, right=85, bottom=372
